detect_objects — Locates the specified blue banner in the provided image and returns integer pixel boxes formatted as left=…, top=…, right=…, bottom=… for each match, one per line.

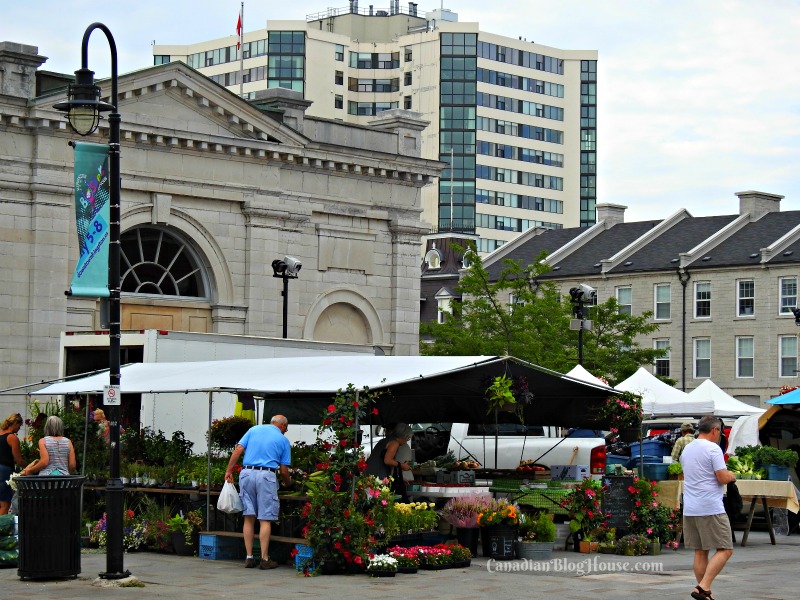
left=69, top=142, right=110, bottom=297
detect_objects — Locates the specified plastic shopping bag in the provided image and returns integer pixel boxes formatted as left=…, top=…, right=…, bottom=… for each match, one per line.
left=217, top=481, right=243, bottom=514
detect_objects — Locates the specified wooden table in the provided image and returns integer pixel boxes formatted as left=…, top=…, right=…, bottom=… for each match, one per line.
left=656, top=479, right=799, bottom=546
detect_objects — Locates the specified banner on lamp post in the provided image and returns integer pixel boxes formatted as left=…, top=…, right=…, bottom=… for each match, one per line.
left=69, top=141, right=111, bottom=297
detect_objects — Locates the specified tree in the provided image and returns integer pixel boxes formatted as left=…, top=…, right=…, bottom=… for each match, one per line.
left=420, top=248, right=668, bottom=385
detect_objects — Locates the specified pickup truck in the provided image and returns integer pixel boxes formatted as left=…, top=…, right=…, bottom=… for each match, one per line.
left=411, top=422, right=607, bottom=475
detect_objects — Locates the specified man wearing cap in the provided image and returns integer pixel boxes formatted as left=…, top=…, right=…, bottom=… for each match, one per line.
left=672, top=422, right=696, bottom=461
left=225, top=414, right=292, bottom=570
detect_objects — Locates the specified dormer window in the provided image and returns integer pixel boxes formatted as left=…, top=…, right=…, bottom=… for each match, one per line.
left=425, top=248, right=443, bottom=270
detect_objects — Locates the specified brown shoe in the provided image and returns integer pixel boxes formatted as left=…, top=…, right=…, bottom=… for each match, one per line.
left=244, top=557, right=257, bottom=568
left=259, top=559, right=279, bottom=570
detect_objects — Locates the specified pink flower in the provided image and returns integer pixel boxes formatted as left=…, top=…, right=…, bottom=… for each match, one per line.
left=381, top=499, right=388, bottom=506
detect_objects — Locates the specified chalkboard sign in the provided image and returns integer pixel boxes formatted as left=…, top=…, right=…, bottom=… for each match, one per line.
left=602, top=475, right=634, bottom=530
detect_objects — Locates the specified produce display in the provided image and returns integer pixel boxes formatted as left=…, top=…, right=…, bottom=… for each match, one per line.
left=516, top=460, right=549, bottom=474
left=726, top=455, right=766, bottom=480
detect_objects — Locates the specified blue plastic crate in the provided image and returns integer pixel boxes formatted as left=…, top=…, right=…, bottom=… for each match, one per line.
left=198, top=534, right=245, bottom=561
left=294, top=544, right=315, bottom=573
left=629, top=440, right=671, bottom=459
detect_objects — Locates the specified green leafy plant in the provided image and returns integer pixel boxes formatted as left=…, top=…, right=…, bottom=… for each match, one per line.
left=666, top=462, right=683, bottom=476
left=616, top=533, right=648, bottom=556
left=207, top=416, right=253, bottom=454
left=518, top=511, right=556, bottom=543
left=485, top=374, right=516, bottom=414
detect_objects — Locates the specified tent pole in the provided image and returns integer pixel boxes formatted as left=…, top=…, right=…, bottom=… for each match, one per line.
left=206, top=390, right=212, bottom=531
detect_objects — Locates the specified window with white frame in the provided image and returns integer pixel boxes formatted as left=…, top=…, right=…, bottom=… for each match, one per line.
left=616, top=286, right=632, bottom=315
left=779, top=277, right=797, bottom=314
left=437, top=297, right=452, bottom=324
left=694, top=282, right=711, bottom=318
left=737, top=279, right=754, bottom=316
left=694, top=338, right=711, bottom=378
left=654, top=339, right=670, bottom=377
left=779, top=335, right=798, bottom=377
left=736, top=336, right=754, bottom=378
left=654, top=283, right=671, bottom=320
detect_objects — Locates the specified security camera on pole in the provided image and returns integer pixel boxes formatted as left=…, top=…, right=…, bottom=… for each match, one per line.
left=569, top=284, right=596, bottom=365
left=272, top=256, right=302, bottom=338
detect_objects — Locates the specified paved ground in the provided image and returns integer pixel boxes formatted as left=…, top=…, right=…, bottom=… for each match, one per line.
left=1, top=531, right=797, bottom=600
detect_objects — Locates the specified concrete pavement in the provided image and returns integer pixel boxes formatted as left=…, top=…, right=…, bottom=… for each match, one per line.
left=1, top=531, right=797, bottom=599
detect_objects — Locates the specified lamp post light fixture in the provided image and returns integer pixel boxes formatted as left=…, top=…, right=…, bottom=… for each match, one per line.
left=272, top=256, right=302, bottom=339
left=53, top=22, right=128, bottom=580
left=569, top=284, right=596, bottom=366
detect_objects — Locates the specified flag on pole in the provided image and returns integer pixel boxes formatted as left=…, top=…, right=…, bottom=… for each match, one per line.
left=236, top=10, right=242, bottom=49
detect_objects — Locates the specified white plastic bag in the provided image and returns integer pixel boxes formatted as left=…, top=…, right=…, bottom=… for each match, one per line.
left=217, top=481, right=243, bottom=514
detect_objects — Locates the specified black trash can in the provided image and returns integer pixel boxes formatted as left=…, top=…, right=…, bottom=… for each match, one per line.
left=16, top=475, right=84, bottom=580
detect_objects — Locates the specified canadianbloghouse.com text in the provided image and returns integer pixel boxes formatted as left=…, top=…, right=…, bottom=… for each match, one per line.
left=486, top=556, right=665, bottom=576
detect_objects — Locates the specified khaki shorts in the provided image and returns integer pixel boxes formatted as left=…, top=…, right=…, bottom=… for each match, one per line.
left=683, top=514, right=733, bottom=550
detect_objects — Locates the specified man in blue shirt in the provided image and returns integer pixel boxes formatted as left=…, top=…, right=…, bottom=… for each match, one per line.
left=225, top=414, right=291, bottom=570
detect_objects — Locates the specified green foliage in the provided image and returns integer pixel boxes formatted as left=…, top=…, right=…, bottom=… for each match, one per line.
left=734, top=445, right=798, bottom=468
left=561, top=478, right=607, bottom=535
left=666, top=462, right=683, bottom=476
left=207, top=415, right=253, bottom=454
left=519, top=511, right=556, bottom=542
left=420, top=247, right=668, bottom=383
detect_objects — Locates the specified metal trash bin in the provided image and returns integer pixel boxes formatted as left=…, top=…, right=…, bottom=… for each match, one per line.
left=16, top=475, right=84, bottom=579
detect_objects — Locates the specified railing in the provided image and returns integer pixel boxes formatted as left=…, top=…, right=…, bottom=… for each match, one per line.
left=307, top=3, right=424, bottom=21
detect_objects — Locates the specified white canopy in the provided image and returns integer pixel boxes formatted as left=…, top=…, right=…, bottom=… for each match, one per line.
left=615, top=367, right=713, bottom=417
left=688, top=379, right=764, bottom=417
left=565, top=365, right=609, bottom=387
left=32, top=355, right=500, bottom=395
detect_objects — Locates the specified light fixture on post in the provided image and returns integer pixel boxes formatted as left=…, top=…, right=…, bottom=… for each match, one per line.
left=568, top=284, right=596, bottom=365
left=53, top=22, right=128, bottom=580
left=272, top=256, right=302, bottom=339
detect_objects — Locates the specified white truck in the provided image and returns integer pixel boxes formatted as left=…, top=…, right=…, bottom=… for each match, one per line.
left=57, top=329, right=380, bottom=452
left=411, top=422, right=607, bottom=476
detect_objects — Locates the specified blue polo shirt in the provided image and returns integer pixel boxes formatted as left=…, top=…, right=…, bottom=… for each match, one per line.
left=237, top=424, right=291, bottom=469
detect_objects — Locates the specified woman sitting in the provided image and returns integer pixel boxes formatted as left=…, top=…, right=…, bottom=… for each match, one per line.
left=21, top=416, right=76, bottom=476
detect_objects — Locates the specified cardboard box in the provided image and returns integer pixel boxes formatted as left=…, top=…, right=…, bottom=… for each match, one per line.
left=550, top=465, right=589, bottom=481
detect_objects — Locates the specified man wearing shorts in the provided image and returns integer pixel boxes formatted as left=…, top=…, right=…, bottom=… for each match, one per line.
left=680, top=415, right=736, bottom=600
left=225, top=414, right=291, bottom=570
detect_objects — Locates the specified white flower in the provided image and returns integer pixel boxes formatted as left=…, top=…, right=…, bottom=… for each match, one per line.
left=367, top=554, right=398, bottom=571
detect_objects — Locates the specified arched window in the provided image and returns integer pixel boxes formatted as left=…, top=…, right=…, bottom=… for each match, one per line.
left=120, top=227, right=209, bottom=299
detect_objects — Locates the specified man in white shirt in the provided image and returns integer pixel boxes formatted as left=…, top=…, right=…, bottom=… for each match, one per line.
left=680, top=415, right=737, bottom=600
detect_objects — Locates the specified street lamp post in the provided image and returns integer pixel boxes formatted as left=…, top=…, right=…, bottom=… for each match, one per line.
left=53, top=22, right=128, bottom=580
left=271, top=256, right=302, bottom=339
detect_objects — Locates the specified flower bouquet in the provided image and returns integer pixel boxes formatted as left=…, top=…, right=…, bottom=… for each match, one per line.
left=367, top=553, right=398, bottom=577
left=439, top=494, right=493, bottom=529
left=476, top=499, right=518, bottom=527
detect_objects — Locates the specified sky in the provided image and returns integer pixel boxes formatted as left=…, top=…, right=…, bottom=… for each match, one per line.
left=3, top=0, right=800, bottom=223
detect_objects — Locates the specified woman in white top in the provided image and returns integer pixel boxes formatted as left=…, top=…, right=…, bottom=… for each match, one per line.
left=21, top=416, right=76, bottom=476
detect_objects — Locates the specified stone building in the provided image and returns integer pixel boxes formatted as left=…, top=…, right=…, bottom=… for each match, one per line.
left=422, top=193, right=800, bottom=405
left=0, top=41, right=442, bottom=403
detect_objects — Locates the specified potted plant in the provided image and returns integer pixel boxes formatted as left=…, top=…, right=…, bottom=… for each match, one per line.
left=166, top=509, right=203, bottom=556
left=755, top=446, right=798, bottom=480
left=597, top=526, right=617, bottom=554
left=666, top=461, right=683, bottom=480
left=626, top=478, right=681, bottom=551
left=448, top=543, right=473, bottom=568
left=616, top=533, right=648, bottom=556
left=516, top=511, right=556, bottom=560
left=561, top=478, right=608, bottom=551
left=418, top=544, right=454, bottom=569
left=366, top=553, right=398, bottom=577
left=439, top=493, right=492, bottom=555
left=599, top=391, right=644, bottom=443
left=477, top=499, right=519, bottom=560
left=388, top=546, right=420, bottom=573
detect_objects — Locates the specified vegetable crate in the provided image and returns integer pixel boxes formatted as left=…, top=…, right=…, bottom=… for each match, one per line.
left=198, top=534, right=246, bottom=561
left=294, top=544, right=316, bottom=574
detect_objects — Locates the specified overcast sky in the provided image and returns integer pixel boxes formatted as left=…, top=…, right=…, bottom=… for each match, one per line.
left=4, top=0, right=799, bottom=223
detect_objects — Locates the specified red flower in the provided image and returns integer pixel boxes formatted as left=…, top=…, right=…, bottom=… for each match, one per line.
left=372, top=408, right=379, bottom=415
left=323, top=418, right=332, bottom=426
left=354, top=555, right=363, bottom=565
left=327, top=404, right=336, bottom=413
left=352, top=401, right=359, bottom=408
left=340, top=439, right=348, bottom=447
left=334, top=541, right=342, bottom=549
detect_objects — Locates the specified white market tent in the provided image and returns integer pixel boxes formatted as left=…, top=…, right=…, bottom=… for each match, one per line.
left=615, top=367, right=713, bottom=417
left=688, top=379, right=764, bottom=417
left=32, top=355, right=618, bottom=428
left=565, top=365, right=609, bottom=387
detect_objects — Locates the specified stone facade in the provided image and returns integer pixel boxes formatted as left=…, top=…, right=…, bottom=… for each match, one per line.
left=0, top=43, right=443, bottom=401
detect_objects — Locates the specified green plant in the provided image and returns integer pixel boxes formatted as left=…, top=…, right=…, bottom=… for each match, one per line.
left=166, top=509, right=203, bottom=545
left=627, top=478, right=682, bottom=543
left=561, top=478, right=607, bottom=535
left=393, top=501, right=439, bottom=533
left=485, top=374, right=516, bottom=414
left=666, top=462, right=683, bottom=476
left=756, top=446, right=798, bottom=468
left=519, top=511, right=556, bottom=543
left=207, top=415, right=253, bottom=454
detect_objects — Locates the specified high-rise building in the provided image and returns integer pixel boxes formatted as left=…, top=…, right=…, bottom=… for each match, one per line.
left=153, top=3, right=598, bottom=253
